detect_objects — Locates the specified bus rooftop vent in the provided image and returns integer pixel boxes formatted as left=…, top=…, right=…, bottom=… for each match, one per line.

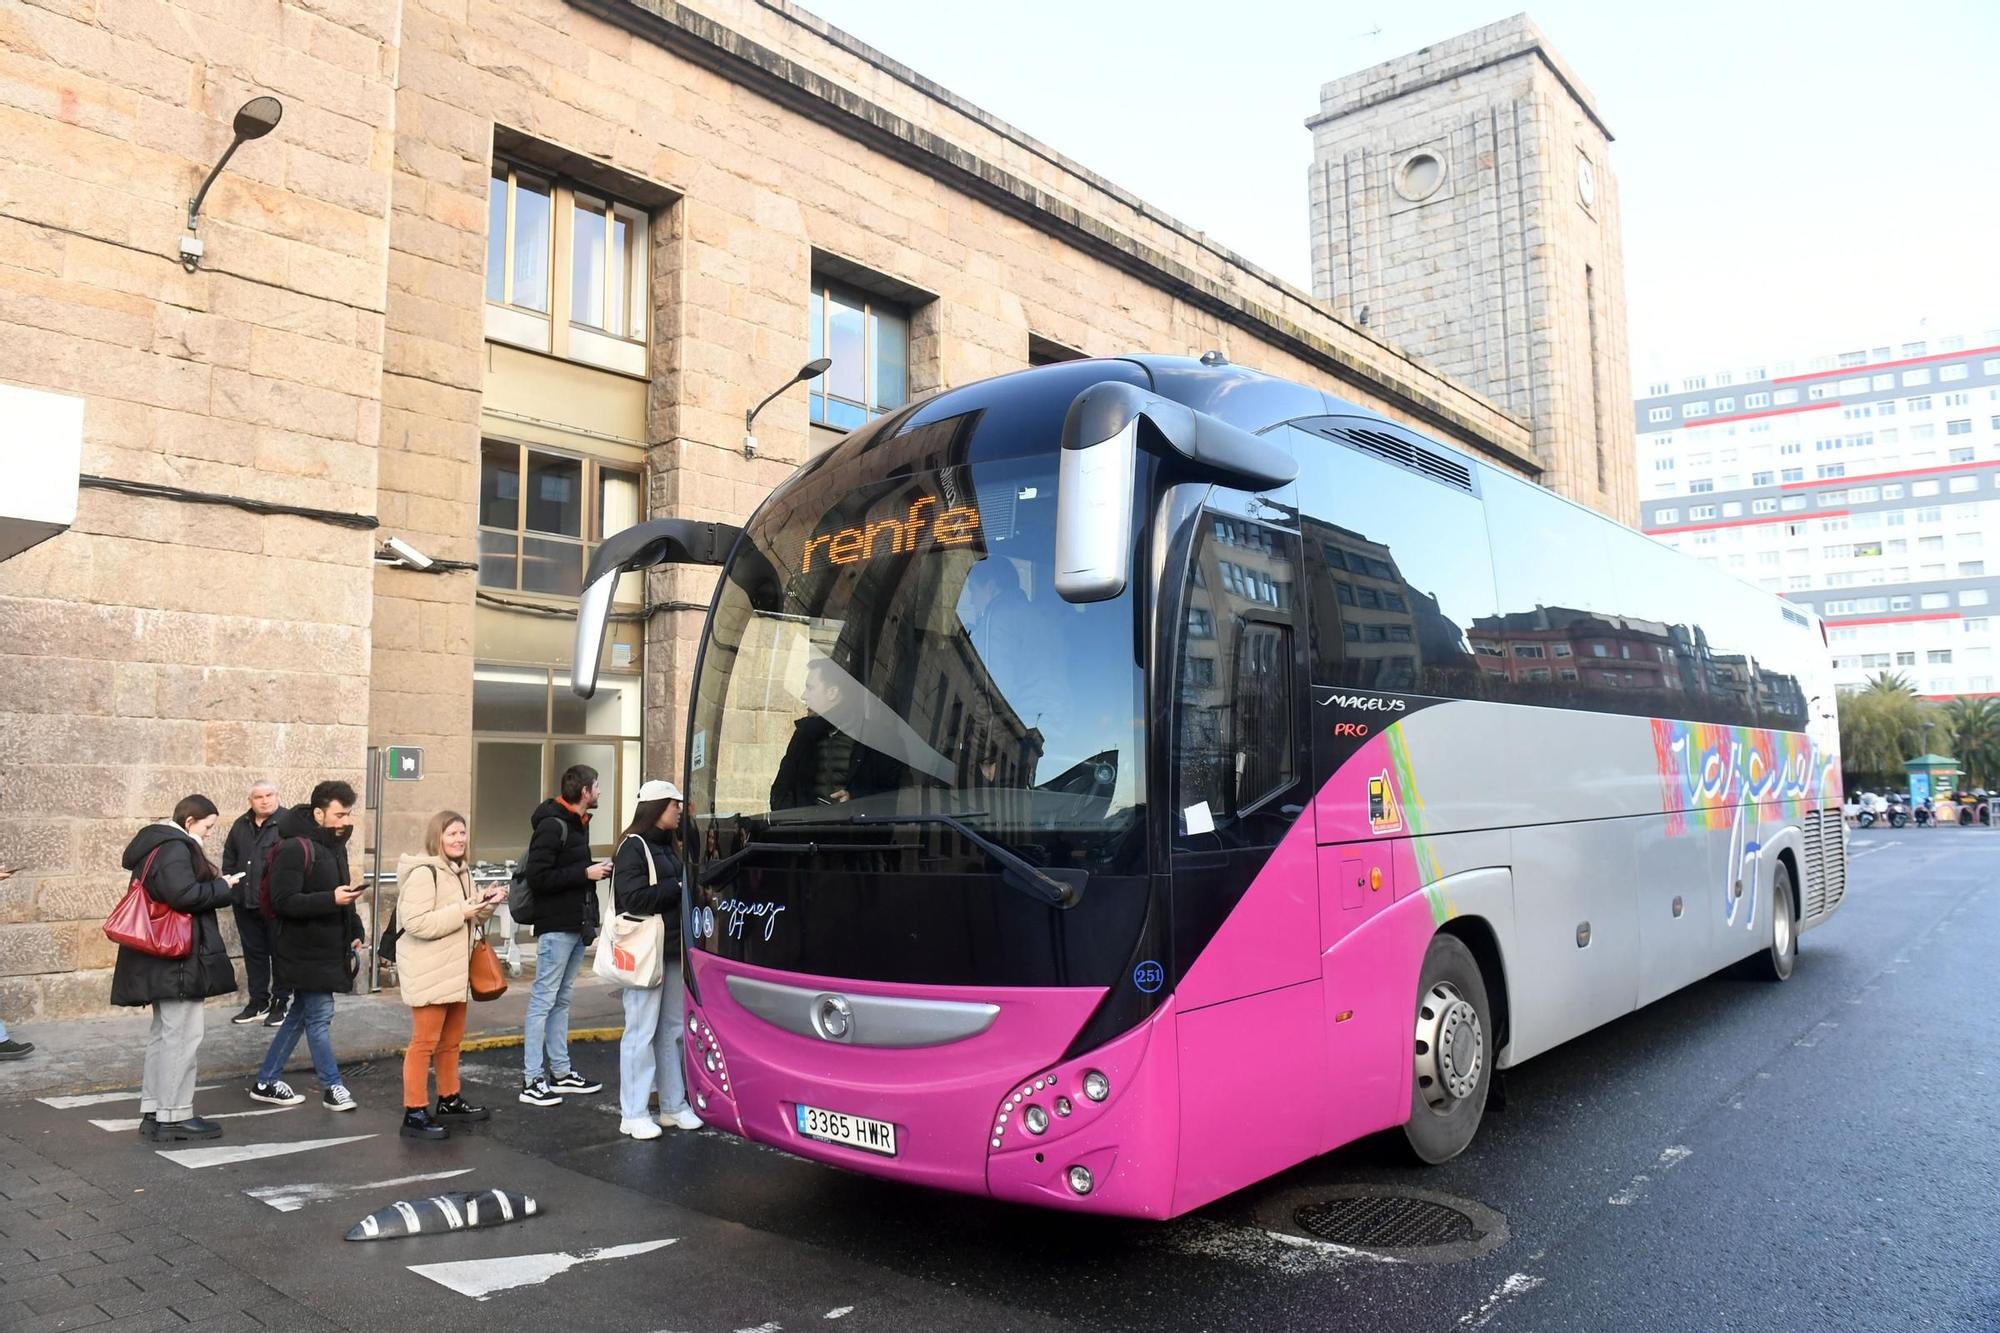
left=1320, top=425, right=1474, bottom=493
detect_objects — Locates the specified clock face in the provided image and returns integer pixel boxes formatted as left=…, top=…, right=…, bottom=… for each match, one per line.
left=1577, top=156, right=1597, bottom=208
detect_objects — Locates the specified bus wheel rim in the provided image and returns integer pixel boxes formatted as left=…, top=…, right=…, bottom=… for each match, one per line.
left=1414, top=981, right=1483, bottom=1113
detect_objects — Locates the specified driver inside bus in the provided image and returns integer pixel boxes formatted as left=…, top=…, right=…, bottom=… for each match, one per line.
left=769, top=658, right=903, bottom=810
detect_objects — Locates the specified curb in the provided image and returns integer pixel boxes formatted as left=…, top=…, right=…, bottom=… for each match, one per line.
left=460, top=1026, right=623, bottom=1054
left=15, top=1027, right=629, bottom=1099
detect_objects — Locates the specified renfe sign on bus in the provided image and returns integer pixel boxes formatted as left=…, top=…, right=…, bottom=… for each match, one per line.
left=800, top=495, right=982, bottom=572
left=0, top=384, right=83, bottom=564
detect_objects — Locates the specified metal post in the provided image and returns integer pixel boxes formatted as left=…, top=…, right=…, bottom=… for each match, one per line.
left=367, top=746, right=387, bottom=994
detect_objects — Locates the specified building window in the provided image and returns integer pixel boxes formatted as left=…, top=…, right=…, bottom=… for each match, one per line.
left=485, top=160, right=650, bottom=373
left=1950, top=476, right=1978, bottom=492
left=1751, top=470, right=1774, bottom=486
left=1028, top=334, right=1085, bottom=366
left=479, top=441, right=642, bottom=600
left=1774, top=389, right=1799, bottom=405
left=472, top=664, right=643, bottom=862
left=1654, top=507, right=1679, bottom=525
left=1648, top=406, right=1672, bottom=423
left=1715, top=397, right=1736, bottom=414
left=1963, top=590, right=1991, bottom=607
left=1940, top=364, right=1968, bottom=382
left=1816, top=464, right=1845, bottom=479
left=809, top=276, right=911, bottom=429
left=1688, top=479, right=1714, bottom=494
left=1682, top=402, right=1710, bottom=419
left=1689, top=504, right=1717, bottom=520
left=1947, top=419, right=1973, bottom=435
left=1751, top=498, right=1777, bottom=514
left=1683, top=376, right=1707, bottom=391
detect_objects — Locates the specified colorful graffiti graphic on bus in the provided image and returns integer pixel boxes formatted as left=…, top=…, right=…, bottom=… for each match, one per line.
left=1648, top=720, right=1827, bottom=836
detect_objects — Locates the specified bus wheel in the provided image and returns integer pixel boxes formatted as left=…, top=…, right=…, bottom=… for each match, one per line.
left=1403, top=934, right=1492, bottom=1165
left=1753, top=861, right=1797, bottom=982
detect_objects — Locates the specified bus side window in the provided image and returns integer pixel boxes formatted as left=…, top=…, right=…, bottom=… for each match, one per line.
left=1174, top=498, right=1307, bottom=845
left=1284, top=423, right=1498, bottom=699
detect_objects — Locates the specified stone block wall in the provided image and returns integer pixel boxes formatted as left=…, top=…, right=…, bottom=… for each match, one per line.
left=0, top=0, right=398, bottom=1019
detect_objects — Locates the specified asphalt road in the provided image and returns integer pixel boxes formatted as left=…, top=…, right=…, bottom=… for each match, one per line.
left=5, top=825, right=1996, bottom=1332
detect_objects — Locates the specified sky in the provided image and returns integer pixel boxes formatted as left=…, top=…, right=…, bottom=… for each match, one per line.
left=797, top=0, right=2000, bottom=382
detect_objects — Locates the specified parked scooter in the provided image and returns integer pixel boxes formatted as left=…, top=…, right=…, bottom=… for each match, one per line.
left=1886, top=796, right=1911, bottom=828
left=1912, top=800, right=1933, bottom=828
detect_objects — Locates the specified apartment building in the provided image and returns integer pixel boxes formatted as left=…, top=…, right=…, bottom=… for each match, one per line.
left=1635, top=326, right=2000, bottom=697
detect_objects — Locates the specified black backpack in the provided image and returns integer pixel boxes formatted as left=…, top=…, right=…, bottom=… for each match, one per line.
left=507, top=818, right=566, bottom=925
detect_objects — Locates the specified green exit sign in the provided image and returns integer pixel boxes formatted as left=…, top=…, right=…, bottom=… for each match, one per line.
left=385, top=746, right=425, bottom=781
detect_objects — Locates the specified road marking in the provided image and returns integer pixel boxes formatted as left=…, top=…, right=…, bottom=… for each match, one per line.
left=408, top=1238, right=677, bottom=1301
left=245, top=1168, right=477, bottom=1213
left=40, top=1086, right=219, bottom=1109
left=1794, top=1021, right=1839, bottom=1048
left=825, top=1311, right=855, bottom=1321
left=1459, top=1273, right=1544, bottom=1328
left=156, top=1134, right=374, bottom=1169
left=734, top=1324, right=783, bottom=1333
left=1608, top=1145, right=1692, bottom=1206
left=90, top=1107, right=295, bottom=1133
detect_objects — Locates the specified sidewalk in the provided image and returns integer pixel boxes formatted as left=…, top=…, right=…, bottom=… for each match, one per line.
left=0, top=972, right=626, bottom=1102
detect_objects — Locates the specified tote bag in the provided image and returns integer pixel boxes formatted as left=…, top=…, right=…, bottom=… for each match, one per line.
left=593, top=836, right=666, bottom=989
left=103, top=848, right=192, bottom=959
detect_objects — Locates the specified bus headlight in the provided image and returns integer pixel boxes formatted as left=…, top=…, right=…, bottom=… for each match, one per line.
left=1024, top=1104, right=1049, bottom=1134
left=1082, top=1070, right=1109, bottom=1102
left=1067, top=1165, right=1093, bottom=1195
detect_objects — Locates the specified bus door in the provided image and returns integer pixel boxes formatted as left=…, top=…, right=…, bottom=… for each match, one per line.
left=1164, top=485, right=1325, bottom=1207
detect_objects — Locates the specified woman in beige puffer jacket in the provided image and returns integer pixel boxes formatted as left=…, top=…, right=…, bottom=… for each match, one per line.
left=396, top=810, right=499, bottom=1140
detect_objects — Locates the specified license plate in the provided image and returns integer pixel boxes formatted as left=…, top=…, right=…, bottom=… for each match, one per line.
left=794, top=1102, right=897, bottom=1156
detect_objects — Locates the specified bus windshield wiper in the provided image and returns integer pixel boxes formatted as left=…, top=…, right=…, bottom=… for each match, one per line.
left=844, top=812, right=1084, bottom=909
left=697, top=837, right=902, bottom=887
left=701, top=812, right=1084, bottom=908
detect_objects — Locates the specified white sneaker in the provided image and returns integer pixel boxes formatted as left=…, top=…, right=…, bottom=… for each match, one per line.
left=660, top=1107, right=704, bottom=1131
left=619, top=1117, right=663, bottom=1140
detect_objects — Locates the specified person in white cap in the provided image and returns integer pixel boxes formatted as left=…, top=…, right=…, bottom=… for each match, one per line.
left=612, top=779, right=702, bottom=1138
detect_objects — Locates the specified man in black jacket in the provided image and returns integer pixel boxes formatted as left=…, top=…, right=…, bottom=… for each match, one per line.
left=517, top=763, right=610, bottom=1107
left=249, top=780, right=366, bottom=1112
left=221, top=780, right=289, bottom=1026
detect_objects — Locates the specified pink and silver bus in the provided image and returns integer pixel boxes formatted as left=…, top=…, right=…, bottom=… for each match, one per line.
left=571, top=356, right=1846, bottom=1219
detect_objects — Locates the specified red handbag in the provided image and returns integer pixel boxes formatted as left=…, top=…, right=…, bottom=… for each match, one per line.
left=103, top=848, right=193, bottom=959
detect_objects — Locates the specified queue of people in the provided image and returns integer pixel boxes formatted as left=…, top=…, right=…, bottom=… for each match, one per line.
left=105, top=764, right=700, bottom=1146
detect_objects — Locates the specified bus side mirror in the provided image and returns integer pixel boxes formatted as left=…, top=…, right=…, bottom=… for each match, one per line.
left=1055, top=380, right=1296, bottom=603
left=572, top=519, right=740, bottom=698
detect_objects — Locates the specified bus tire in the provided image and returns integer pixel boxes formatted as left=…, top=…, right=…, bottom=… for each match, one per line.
left=1754, top=860, right=1797, bottom=982
left=1402, top=933, right=1492, bottom=1166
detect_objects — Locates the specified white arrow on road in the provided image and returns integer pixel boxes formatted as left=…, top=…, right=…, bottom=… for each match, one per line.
left=40, top=1086, right=219, bottom=1109
left=91, top=1107, right=296, bottom=1133
left=156, top=1134, right=374, bottom=1169
left=246, top=1168, right=476, bottom=1213
left=409, top=1238, right=678, bottom=1301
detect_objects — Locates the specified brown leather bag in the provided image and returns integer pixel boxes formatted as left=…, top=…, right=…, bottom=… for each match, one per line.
left=468, top=939, right=508, bottom=1001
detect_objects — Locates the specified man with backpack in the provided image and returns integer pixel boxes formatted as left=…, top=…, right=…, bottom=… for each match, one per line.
left=221, top=780, right=290, bottom=1027
left=248, top=780, right=367, bottom=1110
left=517, top=764, right=611, bottom=1107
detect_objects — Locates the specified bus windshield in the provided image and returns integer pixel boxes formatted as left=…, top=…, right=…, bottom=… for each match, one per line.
left=685, top=405, right=1151, bottom=985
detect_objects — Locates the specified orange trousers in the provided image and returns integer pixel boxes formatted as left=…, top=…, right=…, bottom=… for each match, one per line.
left=404, top=1002, right=467, bottom=1107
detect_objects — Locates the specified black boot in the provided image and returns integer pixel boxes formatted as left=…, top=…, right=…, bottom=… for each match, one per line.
left=137, top=1112, right=157, bottom=1141
left=434, top=1093, right=490, bottom=1123
left=401, top=1106, right=449, bottom=1140
left=153, top=1117, right=223, bottom=1141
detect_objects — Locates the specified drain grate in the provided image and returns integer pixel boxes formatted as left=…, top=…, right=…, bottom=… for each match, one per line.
left=1294, top=1193, right=1483, bottom=1250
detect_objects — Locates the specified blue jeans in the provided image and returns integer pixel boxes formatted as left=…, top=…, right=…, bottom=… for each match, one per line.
left=619, top=960, right=690, bottom=1121
left=523, top=931, right=586, bottom=1080
left=256, top=991, right=340, bottom=1088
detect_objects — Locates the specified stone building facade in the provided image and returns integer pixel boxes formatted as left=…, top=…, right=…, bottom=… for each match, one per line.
left=1307, top=13, right=1638, bottom=524
left=0, top=0, right=1579, bottom=1017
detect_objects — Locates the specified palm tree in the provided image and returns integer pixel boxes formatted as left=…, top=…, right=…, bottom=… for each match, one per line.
left=1862, top=671, right=1917, bottom=698
left=1942, top=697, right=2000, bottom=789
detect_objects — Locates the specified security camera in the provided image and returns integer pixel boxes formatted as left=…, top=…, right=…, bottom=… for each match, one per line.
left=380, top=536, right=435, bottom=571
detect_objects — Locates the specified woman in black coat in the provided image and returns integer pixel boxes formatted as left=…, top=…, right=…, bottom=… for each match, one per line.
left=112, top=794, right=244, bottom=1142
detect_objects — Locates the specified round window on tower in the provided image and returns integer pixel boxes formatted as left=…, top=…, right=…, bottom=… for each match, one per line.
left=1394, top=152, right=1446, bottom=203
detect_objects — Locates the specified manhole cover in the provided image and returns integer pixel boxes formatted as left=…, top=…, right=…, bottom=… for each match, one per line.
left=1295, top=1193, right=1479, bottom=1249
